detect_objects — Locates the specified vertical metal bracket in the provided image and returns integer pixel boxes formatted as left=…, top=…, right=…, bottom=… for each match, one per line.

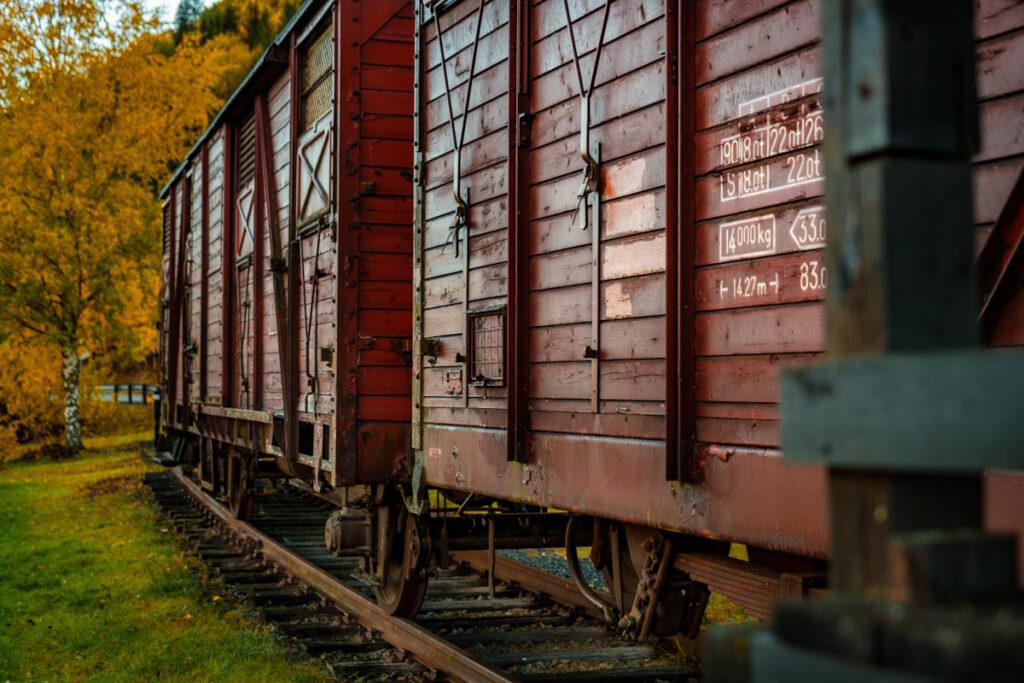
left=404, top=447, right=426, bottom=515
left=577, top=137, right=601, bottom=231
left=586, top=142, right=602, bottom=413
left=446, top=185, right=470, bottom=257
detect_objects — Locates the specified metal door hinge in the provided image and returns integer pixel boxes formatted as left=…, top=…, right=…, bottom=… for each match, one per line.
left=517, top=112, right=534, bottom=147
left=420, top=337, right=441, bottom=361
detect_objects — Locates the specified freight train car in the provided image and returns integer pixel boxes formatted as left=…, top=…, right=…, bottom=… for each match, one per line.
left=158, top=0, right=428, bottom=611
left=159, top=0, right=1024, bottom=633
left=407, top=0, right=1024, bottom=631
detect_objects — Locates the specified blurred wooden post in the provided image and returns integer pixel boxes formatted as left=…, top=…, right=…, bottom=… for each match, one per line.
left=819, top=0, right=980, bottom=596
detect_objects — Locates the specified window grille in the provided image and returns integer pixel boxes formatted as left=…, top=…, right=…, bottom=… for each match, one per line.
left=162, top=202, right=171, bottom=252
left=469, top=309, right=505, bottom=385
left=302, top=26, right=333, bottom=131
left=236, top=111, right=257, bottom=188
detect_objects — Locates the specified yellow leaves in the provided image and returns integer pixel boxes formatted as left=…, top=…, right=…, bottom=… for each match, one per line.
left=0, top=338, right=63, bottom=438
left=0, top=0, right=154, bottom=107
left=198, top=32, right=261, bottom=102
left=0, top=0, right=237, bottom=438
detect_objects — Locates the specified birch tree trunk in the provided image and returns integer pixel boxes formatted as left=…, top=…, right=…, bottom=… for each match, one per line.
left=62, top=347, right=83, bottom=451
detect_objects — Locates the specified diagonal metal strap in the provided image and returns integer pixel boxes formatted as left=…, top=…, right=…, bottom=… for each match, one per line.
left=433, top=0, right=486, bottom=255
left=236, top=185, right=255, bottom=257
left=561, top=0, right=612, bottom=100
left=560, top=0, right=612, bottom=231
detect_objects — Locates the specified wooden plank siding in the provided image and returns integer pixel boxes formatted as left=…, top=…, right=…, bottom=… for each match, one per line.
left=687, top=0, right=1024, bottom=448
left=172, top=182, right=186, bottom=420
left=156, top=0, right=1022, bottom=506
left=159, top=191, right=174, bottom=424
left=205, top=131, right=225, bottom=402
left=328, top=0, right=416, bottom=483
left=188, top=157, right=204, bottom=401
left=525, top=0, right=668, bottom=426
left=691, top=0, right=826, bottom=448
left=260, top=71, right=292, bottom=412
left=157, top=0, right=414, bottom=486
left=232, top=107, right=256, bottom=409
left=420, top=0, right=513, bottom=416
left=356, top=4, right=416, bottom=435
left=417, top=0, right=672, bottom=439
left=412, top=0, right=1024, bottom=464
left=974, top=1, right=1024, bottom=348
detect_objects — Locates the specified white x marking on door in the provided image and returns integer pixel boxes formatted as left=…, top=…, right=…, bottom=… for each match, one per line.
left=299, top=129, right=329, bottom=219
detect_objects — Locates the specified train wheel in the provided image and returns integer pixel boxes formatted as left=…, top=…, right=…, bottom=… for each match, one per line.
left=226, top=448, right=255, bottom=521
left=373, top=492, right=429, bottom=617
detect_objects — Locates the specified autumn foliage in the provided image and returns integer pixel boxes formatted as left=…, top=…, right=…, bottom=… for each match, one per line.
left=0, top=0, right=293, bottom=450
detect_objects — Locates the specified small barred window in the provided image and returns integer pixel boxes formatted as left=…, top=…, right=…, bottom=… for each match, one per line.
left=302, top=25, right=333, bottom=131
left=469, top=309, right=505, bottom=386
left=236, top=110, right=257, bottom=188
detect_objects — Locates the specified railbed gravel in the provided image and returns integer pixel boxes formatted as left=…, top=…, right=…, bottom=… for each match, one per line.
left=499, top=548, right=607, bottom=590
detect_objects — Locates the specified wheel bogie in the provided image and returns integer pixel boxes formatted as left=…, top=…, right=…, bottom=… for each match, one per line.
left=162, top=435, right=791, bottom=636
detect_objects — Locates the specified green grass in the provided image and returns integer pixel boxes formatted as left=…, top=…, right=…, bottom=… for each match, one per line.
left=0, top=441, right=329, bottom=681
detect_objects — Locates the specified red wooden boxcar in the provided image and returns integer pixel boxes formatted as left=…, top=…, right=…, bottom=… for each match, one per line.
left=410, top=0, right=1024, bottom=621
left=160, top=0, right=415, bottom=502
left=159, top=0, right=1024, bottom=630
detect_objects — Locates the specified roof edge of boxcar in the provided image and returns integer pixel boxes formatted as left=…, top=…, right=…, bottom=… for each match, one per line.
left=159, top=0, right=324, bottom=199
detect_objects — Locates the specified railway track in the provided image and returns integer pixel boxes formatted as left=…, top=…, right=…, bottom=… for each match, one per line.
left=143, top=469, right=700, bottom=682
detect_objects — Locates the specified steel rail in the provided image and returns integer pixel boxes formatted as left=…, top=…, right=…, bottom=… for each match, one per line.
left=169, top=468, right=513, bottom=683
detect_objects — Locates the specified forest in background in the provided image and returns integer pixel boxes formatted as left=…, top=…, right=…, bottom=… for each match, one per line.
left=0, top=0, right=299, bottom=451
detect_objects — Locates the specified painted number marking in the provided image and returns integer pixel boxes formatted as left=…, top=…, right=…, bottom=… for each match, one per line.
left=718, top=215, right=776, bottom=262
left=799, top=259, right=828, bottom=292
left=719, top=82, right=825, bottom=204
left=737, top=78, right=823, bottom=117
left=720, top=109, right=824, bottom=167
left=789, top=206, right=827, bottom=251
left=717, top=272, right=782, bottom=301
left=720, top=148, right=823, bottom=203
left=707, top=254, right=828, bottom=307
left=786, top=149, right=822, bottom=185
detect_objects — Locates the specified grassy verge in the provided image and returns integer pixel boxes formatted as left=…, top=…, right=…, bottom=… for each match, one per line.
left=0, top=440, right=328, bottom=681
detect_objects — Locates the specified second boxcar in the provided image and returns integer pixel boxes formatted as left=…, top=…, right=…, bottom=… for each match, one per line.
left=158, top=0, right=421, bottom=610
